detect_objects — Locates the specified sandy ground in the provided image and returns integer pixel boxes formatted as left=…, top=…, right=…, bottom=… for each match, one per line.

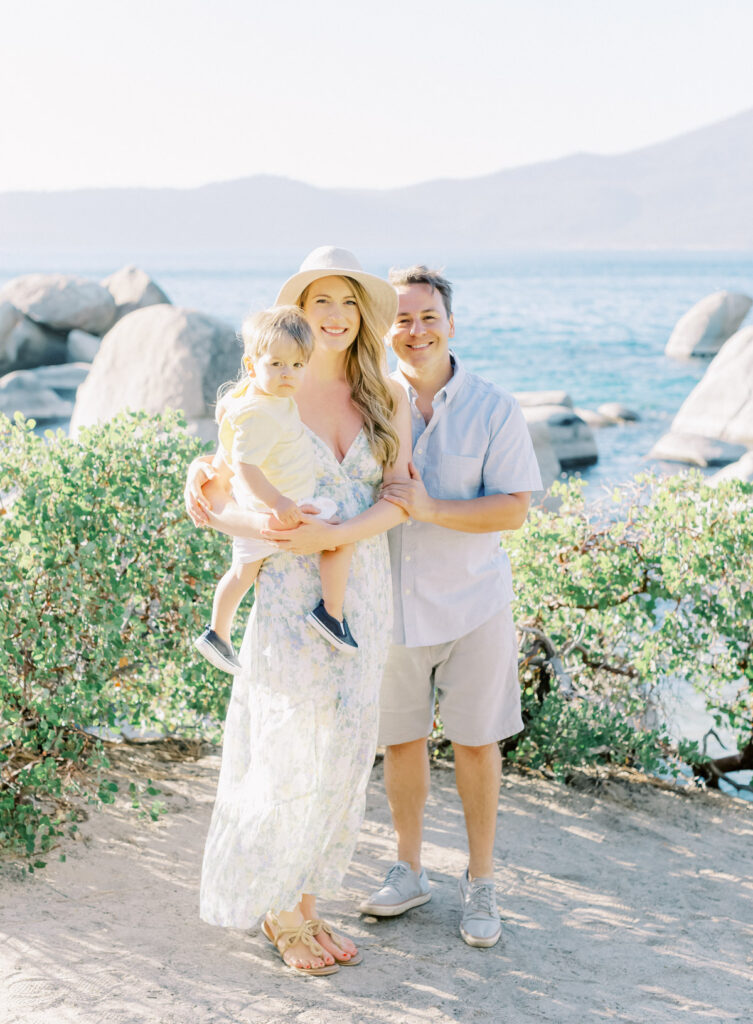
left=1, top=745, right=752, bottom=1024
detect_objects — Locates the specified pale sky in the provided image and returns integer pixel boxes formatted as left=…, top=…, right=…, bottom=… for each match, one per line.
left=2, top=0, right=751, bottom=193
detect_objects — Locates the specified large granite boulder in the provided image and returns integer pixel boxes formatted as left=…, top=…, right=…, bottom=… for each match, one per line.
left=0, top=316, right=68, bottom=376
left=708, top=451, right=753, bottom=485
left=525, top=419, right=560, bottom=493
left=0, top=372, right=75, bottom=421
left=573, top=407, right=613, bottom=428
left=665, top=291, right=751, bottom=359
left=101, top=265, right=171, bottom=322
left=572, top=403, right=640, bottom=428
left=648, top=431, right=747, bottom=468
left=669, top=325, right=753, bottom=446
left=70, top=305, right=240, bottom=441
left=0, top=301, right=21, bottom=362
left=597, top=402, right=640, bottom=423
left=519, top=401, right=598, bottom=470
left=514, top=389, right=574, bottom=410
left=0, top=300, right=18, bottom=331
left=67, top=328, right=101, bottom=362
left=0, top=274, right=116, bottom=335
left=18, top=362, right=90, bottom=399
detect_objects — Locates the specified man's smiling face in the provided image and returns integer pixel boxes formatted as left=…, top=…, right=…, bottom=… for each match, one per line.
left=388, top=282, right=454, bottom=374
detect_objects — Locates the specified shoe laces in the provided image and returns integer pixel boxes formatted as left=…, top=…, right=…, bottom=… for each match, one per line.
left=384, top=862, right=411, bottom=886
left=467, top=879, right=495, bottom=916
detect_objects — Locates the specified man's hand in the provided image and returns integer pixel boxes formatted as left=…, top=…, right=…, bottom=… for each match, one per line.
left=272, top=495, right=305, bottom=528
left=184, top=457, right=216, bottom=527
left=380, top=462, right=436, bottom=522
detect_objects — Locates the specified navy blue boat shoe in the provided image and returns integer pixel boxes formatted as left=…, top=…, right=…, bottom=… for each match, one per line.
left=306, top=600, right=358, bottom=652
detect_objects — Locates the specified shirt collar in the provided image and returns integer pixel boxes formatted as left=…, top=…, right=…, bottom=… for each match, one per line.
left=394, top=350, right=466, bottom=407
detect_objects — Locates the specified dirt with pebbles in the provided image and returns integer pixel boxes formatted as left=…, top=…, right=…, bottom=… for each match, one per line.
left=1, top=744, right=752, bottom=1024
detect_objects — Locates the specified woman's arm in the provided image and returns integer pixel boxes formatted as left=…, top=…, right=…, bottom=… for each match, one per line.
left=183, top=452, right=279, bottom=538
left=263, top=384, right=414, bottom=555
left=184, top=453, right=222, bottom=527
left=381, top=381, right=413, bottom=485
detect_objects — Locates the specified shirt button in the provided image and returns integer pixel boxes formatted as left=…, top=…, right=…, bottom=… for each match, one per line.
left=416, top=448, right=423, bottom=454
left=406, top=519, right=413, bottom=526
left=405, top=555, right=411, bottom=562
left=405, top=588, right=411, bottom=595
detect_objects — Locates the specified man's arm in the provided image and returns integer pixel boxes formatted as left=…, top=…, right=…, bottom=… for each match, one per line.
left=381, top=463, right=530, bottom=533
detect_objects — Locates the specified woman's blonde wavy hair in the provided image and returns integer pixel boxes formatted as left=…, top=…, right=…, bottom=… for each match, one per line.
left=299, top=276, right=400, bottom=468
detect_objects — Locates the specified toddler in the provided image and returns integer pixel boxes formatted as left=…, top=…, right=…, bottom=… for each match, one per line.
left=194, top=305, right=356, bottom=674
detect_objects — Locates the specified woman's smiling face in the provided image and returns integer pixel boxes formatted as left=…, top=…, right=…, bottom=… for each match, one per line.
left=301, top=275, right=361, bottom=353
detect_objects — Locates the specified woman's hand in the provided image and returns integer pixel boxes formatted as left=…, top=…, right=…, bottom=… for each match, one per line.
left=184, top=456, right=216, bottom=526
left=262, top=516, right=340, bottom=555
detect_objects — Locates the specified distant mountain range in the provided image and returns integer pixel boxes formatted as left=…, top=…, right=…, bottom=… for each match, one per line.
left=2, top=108, right=752, bottom=256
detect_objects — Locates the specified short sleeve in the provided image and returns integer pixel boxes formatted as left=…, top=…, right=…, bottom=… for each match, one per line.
left=482, top=398, right=544, bottom=494
left=227, top=406, right=278, bottom=467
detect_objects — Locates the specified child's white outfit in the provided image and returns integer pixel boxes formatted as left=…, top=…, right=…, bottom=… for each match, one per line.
left=219, top=381, right=337, bottom=562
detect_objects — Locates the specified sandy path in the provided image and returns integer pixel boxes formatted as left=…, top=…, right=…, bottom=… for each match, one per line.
left=1, top=747, right=751, bottom=1024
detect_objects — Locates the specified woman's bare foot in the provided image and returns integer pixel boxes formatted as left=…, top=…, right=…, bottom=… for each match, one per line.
left=310, top=920, right=359, bottom=963
left=263, top=911, right=336, bottom=972
left=298, top=894, right=360, bottom=965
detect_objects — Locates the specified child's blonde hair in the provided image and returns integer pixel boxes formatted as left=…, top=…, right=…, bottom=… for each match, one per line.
left=241, top=304, right=314, bottom=362
left=217, top=306, right=314, bottom=414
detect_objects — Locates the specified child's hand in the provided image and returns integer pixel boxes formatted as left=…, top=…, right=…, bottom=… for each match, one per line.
left=265, top=511, right=295, bottom=531
left=272, top=496, right=304, bottom=527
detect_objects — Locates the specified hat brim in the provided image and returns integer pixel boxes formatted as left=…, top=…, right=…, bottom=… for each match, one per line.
left=275, top=267, right=398, bottom=332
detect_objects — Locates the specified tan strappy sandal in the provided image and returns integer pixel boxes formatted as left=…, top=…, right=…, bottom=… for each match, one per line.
left=261, top=914, right=340, bottom=976
left=307, top=918, right=363, bottom=966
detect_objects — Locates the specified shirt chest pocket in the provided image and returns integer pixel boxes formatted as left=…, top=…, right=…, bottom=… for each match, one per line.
left=439, top=452, right=484, bottom=499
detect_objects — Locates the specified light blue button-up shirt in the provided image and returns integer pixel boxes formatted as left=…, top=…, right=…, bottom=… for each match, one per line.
left=388, top=355, right=543, bottom=647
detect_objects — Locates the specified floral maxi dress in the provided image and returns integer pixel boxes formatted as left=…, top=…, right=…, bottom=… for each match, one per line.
left=200, top=430, right=392, bottom=926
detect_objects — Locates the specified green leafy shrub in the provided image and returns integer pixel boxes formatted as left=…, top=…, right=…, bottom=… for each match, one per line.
left=3, top=411, right=751, bottom=862
left=0, top=411, right=231, bottom=859
left=506, top=474, right=753, bottom=786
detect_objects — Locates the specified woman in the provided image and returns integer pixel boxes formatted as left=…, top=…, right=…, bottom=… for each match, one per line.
left=186, top=246, right=411, bottom=976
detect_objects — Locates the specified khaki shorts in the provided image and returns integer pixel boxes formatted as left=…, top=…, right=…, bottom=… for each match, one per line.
left=377, top=604, right=523, bottom=747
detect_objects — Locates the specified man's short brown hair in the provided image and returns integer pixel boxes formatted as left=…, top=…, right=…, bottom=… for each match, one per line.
left=388, top=265, right=453, bottom=317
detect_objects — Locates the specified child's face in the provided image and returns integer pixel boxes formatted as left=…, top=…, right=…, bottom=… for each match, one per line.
left=244, top=338, right=308, bottom=398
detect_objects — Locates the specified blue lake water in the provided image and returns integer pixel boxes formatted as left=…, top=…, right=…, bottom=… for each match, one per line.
left=4, top=249, right=752, bottom=490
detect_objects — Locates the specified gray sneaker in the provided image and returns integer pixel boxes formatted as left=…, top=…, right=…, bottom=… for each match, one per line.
left=458, top=870, right=501, bottom=948
left=358, top=861, right=432, bottom=917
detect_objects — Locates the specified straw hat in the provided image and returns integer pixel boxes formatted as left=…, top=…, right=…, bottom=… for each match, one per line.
left=275, top=246, right=398, bottom=329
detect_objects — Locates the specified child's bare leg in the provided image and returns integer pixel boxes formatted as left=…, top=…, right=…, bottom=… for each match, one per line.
left=211, top=559, right=262, bottom=643
left=319, top=545, right=354, bottom=622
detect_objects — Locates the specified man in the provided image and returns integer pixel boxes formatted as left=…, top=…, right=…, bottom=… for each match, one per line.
left=357, top=266, right=542, bottom=948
